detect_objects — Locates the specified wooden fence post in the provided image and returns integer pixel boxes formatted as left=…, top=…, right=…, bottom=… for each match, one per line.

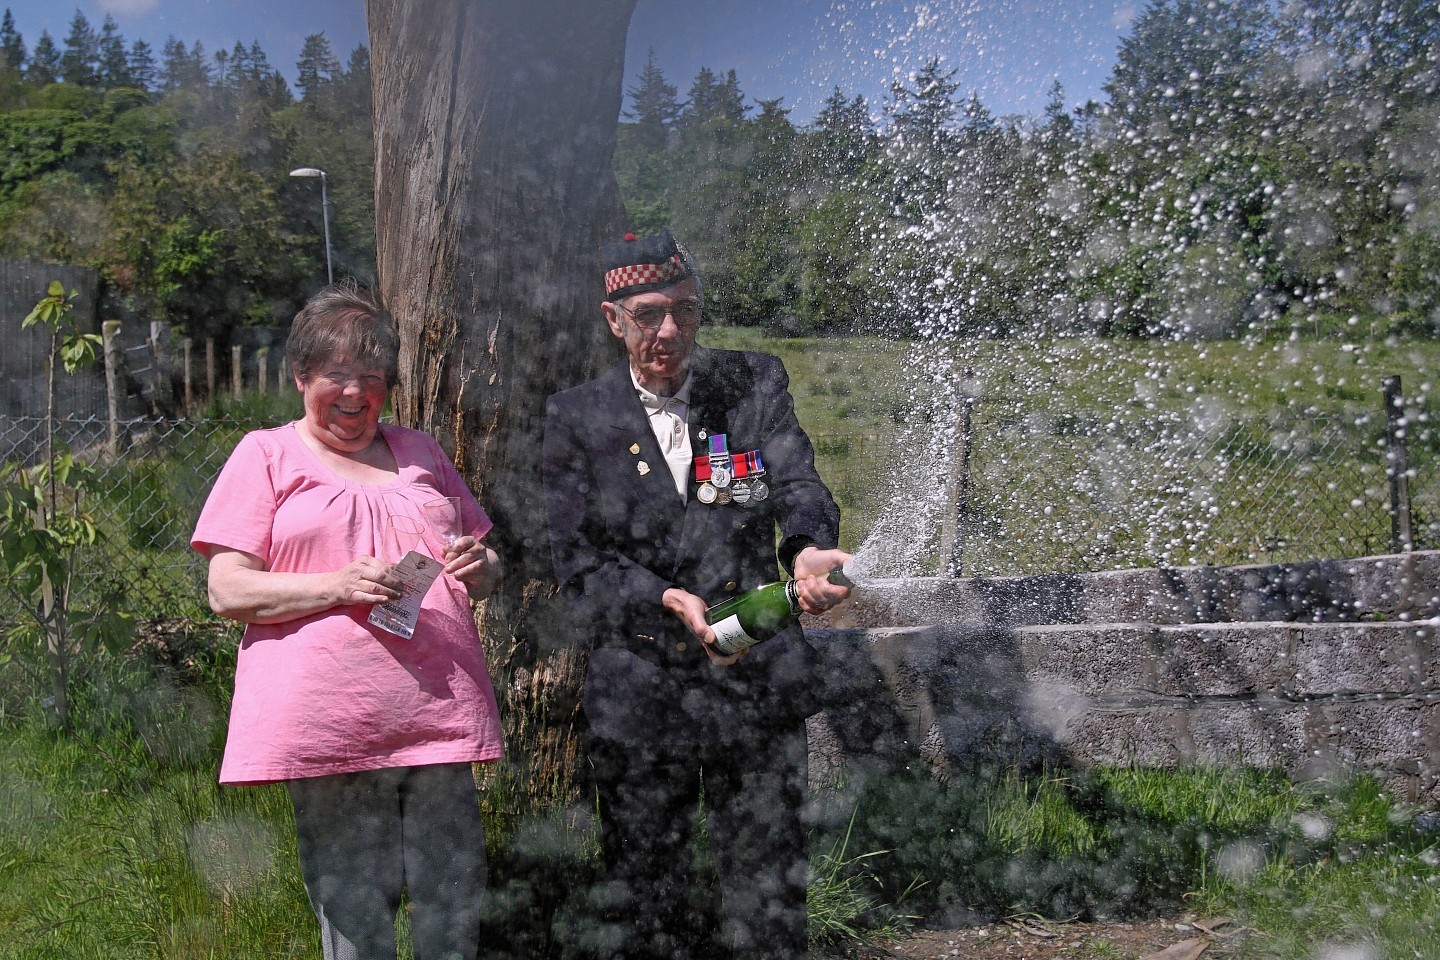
left=102, top=321, right=123, bottom=453
left=182, top=336, right=194, bottom=412
left=1384, top=375, right=1413, bottom=553
left=231, top=345, right=243, bottom=399
left=257, top=347, right=269, bottom=396
left=206, top=338, right=216, bottom=401
left=149, top=321, right=174, bottom=413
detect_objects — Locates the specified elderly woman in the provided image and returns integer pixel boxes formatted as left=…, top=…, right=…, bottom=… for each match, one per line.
left=191, top=282, right=503, bottom=960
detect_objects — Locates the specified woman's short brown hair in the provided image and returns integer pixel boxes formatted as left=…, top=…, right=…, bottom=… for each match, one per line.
left=287, top=280, right=400, bottom=387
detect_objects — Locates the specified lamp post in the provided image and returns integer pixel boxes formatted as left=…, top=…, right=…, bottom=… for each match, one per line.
left=288, top=167, right=333, bottom=284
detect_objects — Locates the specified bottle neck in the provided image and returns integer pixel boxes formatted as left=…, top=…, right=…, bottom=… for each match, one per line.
left=784, top=579, right=802, bottom=616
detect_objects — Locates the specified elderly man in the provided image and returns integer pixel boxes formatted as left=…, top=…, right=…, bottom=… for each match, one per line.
left=542, top=229, right=851, bottom=959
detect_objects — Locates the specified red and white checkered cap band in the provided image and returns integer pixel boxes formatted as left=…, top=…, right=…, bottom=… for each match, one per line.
left=605, top=253, right=688, bottom=297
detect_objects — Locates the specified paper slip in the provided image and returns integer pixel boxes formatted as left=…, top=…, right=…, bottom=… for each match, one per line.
left=367, top=550, right=444, bottom=639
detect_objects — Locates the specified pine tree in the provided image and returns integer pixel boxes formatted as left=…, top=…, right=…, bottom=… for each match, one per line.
left=296, top=32, right=339, bottom=101
left=98, top=15, right=132, bottom=88
left=159, top=37, right=208, bottom=91
left=250, top=41, right=276, bottom=81
left=212, top=47, right=230, bottom=87
left=683, top=66, right=721, bottom=123
left=960, top=91, right=995, bottom=134
left=60, top=10, right=99, bottom=86
left=27, top=29, right=57, bottom=85
left=0, top=10, right=25, bottom=73
left=815, top=86, right=871, bottom=136
left=680, top=66, right=749, bottom=127
left=811, top=87, right=873, bottom=178
left=1041, top=79, right=1073, bottom=140
left=159, top=36, right=185, bottom=90
left=124, top=39, right=154, bottom=91
left=335, top=44, right=371, bottom=117
left=623, top=50, right=679, bottom=150
left=889, top=56, right=961, bottom=140
left=716, top=69, right=748, bottom=122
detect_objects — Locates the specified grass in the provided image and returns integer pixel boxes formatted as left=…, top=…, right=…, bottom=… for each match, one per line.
left=0, top=657, right=315, bottom=960
left=808, top=764, right=1440, bottom=958
left=807, top=810, right=924, bottom=948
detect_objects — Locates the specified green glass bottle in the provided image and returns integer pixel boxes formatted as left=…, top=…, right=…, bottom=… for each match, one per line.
left=704, top=568, right=853, bottom=655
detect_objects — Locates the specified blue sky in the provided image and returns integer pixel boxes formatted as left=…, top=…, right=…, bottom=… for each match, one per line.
left=626, top=0, right=1135, bottom=123
left=3, top=0, right=1133, bottom=123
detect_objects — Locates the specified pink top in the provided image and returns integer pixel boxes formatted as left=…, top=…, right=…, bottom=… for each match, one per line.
left=191, top=422, right=505, bottom=785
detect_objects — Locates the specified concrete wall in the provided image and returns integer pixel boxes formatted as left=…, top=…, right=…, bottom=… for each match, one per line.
left=804, top=552, right=1440, bottom=803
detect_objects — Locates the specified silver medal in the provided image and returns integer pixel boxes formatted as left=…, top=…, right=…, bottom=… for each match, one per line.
left=697, top=483, right=718, bottom=504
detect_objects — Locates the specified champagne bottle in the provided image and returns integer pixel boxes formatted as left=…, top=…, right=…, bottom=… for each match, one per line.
left=704, top=568, right=853, bottom=655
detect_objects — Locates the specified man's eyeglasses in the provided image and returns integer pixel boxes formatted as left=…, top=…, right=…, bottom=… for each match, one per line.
left=617, top=300, right=702, bottom=331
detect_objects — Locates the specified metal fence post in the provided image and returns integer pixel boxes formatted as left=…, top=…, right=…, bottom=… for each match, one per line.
left=1384, top=375, right=1413, bottom=553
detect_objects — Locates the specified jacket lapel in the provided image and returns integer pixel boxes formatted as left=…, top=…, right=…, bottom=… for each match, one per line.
left=596, top=362, right=687, bottom=535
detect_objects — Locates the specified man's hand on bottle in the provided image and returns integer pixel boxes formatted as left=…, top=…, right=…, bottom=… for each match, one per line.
left=793, top=546, right=853, bottom=615
left=663, top=587, right=744, bottom=666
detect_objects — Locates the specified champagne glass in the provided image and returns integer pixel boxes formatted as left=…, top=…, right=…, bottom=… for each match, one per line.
left=383, top=515, right=425, bottom=564
left=423, top=497, right=461, bottom=548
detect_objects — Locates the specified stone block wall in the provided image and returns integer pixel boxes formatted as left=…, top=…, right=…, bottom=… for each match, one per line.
left=804, top=551, right=1440, bottom=803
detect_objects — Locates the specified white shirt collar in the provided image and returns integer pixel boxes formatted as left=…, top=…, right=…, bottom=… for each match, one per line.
left=631, top=367, right=693, bottom=412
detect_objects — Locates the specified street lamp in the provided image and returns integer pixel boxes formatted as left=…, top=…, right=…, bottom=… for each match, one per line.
left=289, top=167, right=333, bottom=284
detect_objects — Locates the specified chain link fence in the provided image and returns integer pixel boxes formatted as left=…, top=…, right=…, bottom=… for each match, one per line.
left=812, top=393, right=1440, bottom=577
left=1, top=414, right=261, bottom=624
left=1, top=391, right=1437, bottom=628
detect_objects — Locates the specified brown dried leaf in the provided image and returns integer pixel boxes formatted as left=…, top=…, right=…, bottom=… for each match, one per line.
left=1139, top=939, right=1208, bottom=960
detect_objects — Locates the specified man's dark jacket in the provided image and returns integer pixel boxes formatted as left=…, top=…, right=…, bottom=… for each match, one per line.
left=542, top=346, right=841, bottom=747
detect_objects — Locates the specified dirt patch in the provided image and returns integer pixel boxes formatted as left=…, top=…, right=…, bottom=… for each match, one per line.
left=820, top=915, right=1247, bottom=960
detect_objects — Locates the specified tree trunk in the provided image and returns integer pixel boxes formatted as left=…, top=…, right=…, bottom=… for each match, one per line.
left=367, top=0, right=634, bottom=810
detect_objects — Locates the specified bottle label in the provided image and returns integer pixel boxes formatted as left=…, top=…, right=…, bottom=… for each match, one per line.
left=709, top=614, right=756, bottom=655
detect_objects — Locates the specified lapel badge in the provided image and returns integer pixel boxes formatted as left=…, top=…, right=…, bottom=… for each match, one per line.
left=629, top=442, right=640, bottom=455
left=637, top=460, right=651, bottom=476
left=697, top=428, right=708, bottom=441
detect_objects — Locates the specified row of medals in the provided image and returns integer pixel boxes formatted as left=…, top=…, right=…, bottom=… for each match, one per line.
left=696, top=459, right=769, bottom=506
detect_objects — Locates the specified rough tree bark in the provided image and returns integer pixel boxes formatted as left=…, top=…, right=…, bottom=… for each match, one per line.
left=367, top=0, right=636, bottom=809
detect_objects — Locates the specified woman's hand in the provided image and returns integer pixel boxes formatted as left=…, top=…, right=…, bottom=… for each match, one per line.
left=331, top=556, right=404, bottom=606
left=444, top=536, right=500, bottom=601
left=205, top=547, right=400, bottom=624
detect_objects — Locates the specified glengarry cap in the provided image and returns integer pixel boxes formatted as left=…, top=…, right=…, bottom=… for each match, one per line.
left=602, top=229, right=695, bottom=301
